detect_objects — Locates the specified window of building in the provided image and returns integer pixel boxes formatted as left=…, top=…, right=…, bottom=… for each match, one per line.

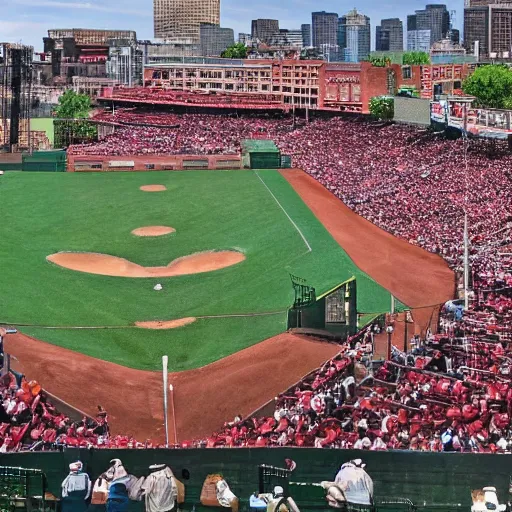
left=402, top=66, right=412, bottom=80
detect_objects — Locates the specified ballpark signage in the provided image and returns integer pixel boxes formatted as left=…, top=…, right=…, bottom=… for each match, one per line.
left=327, top=76, right=360, bottom=84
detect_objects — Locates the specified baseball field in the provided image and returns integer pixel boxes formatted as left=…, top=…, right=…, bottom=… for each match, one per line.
left=0, top=169, right=395, bottom=372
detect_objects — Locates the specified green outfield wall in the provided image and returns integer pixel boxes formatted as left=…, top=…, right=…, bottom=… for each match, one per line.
left=0, top=448, right=506, bottom=511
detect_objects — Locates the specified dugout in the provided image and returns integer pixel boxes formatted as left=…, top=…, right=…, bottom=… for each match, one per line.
left=287, top=276, right=358, bottom=339
left=241, top=140, right=281, bottom=169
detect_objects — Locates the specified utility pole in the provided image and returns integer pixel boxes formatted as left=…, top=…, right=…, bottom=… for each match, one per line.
left=463, top=102, right=470, bottom=310
left=464, top=211, right=470, bottom=309
left=162, top=355, right=169, bottom=447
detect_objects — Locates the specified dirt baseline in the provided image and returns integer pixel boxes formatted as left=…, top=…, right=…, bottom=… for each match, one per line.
left=281, top=169, right=455, bottom=336
left=140, top=185, right=166, bottom=192
left=5, top=332, right=339, bottom=442
left=131, top=226, right=176, bottom=237
left=135, top=317, right=196, bottom=329
left=47, top=250, right=245, bottom=278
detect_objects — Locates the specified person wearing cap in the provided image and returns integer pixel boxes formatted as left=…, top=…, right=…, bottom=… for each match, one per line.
left=104, top=459, right=130, bottom=512
left=61, top=461, right=91, bottom=512
left=324, top=459, right=374, bottom=507
left=140, top=464, right=177, bottom=512
left=257, top=485, right=300, bottom=512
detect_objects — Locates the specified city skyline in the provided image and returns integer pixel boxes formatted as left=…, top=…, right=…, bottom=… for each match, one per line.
left=1, top=0, right=464, bottom=51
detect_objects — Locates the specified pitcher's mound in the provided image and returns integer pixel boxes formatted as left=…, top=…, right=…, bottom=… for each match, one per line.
left=140, top=185, right=166, bottom=192
left=132, top=226, right=176, bottom=237
left=135, top=317, right=196, bottom=330
left=47, top=250, right=245, bottom=278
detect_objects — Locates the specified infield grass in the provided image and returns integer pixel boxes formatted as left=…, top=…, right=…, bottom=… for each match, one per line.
left=0, top=170, right=395, bottom=370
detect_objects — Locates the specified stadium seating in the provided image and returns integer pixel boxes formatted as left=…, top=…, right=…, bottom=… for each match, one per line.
left=31, top=110, right=512, bottom=451
left=0, top=373, right=150, bottom=451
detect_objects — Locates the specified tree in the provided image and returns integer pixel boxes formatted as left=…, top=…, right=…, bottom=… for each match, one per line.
left=53, top=89, right=96, bottom=147
left=402, top=51, right=430, bottom=65
left=367, top=55, right=391, bottom=67
left=221, top=43, right=247, bottom=59
left=462, top=64, right=512, bottom=109
left=369, top=96, right=394, bottom=120
left=54, top=89, right=92, bottom=119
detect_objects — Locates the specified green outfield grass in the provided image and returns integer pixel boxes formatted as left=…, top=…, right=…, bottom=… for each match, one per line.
left=0, top=170, right=396, bottom=371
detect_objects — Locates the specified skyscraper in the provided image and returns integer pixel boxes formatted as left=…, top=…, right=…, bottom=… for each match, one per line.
left=251, top=19, right=279, bottom=43
left=154, top=0, right=220, bottom=42
left=376, top=18, right=403, bottom=51
left=301, top=24, right=312, bottom=47
left=338, top=9, right=371, bottom=62
left=200, top=23, right=234, bottom=56
left=408, top=4, right=450, bottom=47
left=312, top=11, right=339, bottom=48
left=407, top=29, right=432, bottom=51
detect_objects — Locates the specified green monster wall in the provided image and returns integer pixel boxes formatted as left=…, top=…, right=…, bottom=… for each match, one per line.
left=0, top=448, right=508, bottom=511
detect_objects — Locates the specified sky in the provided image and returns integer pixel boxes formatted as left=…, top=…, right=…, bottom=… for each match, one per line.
left=1, top=0, right=464, bottom=52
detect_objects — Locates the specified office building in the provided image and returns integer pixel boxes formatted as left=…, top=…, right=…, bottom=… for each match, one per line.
left=106, top=40, right=143, bottom=86
left=251, top=19, right=279, bottom=43
left=338, top=9, right=371, bottom=63
left=200, top=23, right=234, bottom=56
left=44, top=29, right=137, bottom=84
left=407, top=4, right=449, bottom=47
left=489, top=5, right=512, bottom=56
left=47, top=29, right=136, bottom=46
left=140, top=40, right=202, bottom=64
left=464, top=3, right=512, bottom=59
left=238, top=33, right=251, bottom=45
left=376, top=18, right=403, bottom=51
left=450, top=28, right=460, bottom=45
left=154, top=0, right=220, bottom=42
left=312, top=11, right=339, bottom=48
left=301, top=24, right=312, bottom=47
left=407, top=29, right=432, bottom=51
left=463, top=7, right=488, bottom=57
left=269, top=29, right=303, bottom=47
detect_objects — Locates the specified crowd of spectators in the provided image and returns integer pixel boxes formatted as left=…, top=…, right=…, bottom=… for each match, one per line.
left=198, top=286, right=512, bottom=452
left=91, top=109, right=181, bottom=127
left=0, top=371, right=149, bottom=451
left=103, top=87, right=282, bottom=108
left=70, top=112, right=297, bottom=157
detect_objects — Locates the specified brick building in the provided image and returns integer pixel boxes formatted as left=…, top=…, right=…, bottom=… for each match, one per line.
left=102, top=59, right=474, bottom=114
left=44, top=29, right=136, bottom=84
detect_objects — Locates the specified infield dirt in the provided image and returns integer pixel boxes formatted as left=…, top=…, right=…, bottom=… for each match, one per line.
left=131, top=226, right=176, bottom=237
left=135, top=317, right=197, bottom=329
left=47, top=250, right=245, bottom=278
left=140, top=185, right=167, bottom=192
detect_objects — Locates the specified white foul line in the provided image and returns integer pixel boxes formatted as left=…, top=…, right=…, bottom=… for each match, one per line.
left=254, top=170, right=312, bottom=253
